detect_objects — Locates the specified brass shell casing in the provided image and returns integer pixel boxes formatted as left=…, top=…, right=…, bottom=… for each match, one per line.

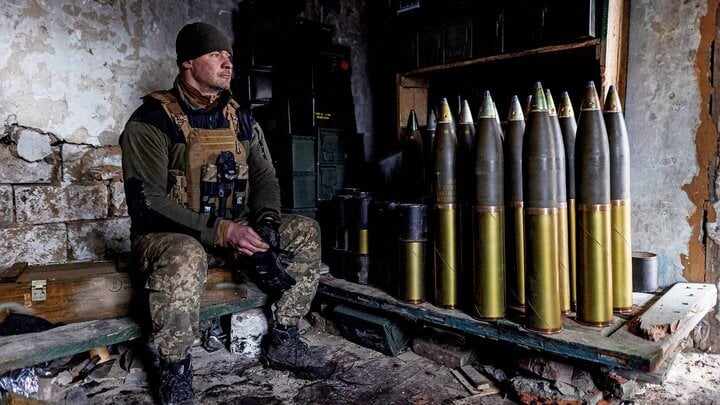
left=472, top=206, right=506, bottom=319
left=400, top=240, right=425, bottom=304
left=559, top=92, right=578, bottom=311
left=505, top=96, right=526, bottom=309
left=432, top=99, right=458, bottom=309
left=611, top=200, right=632, bottom=312
left=568, top=198, right=577, bottom=309
left=604, top=85, right=632, bottom=314
left=557, top=204, right=571, bottom=315
left=507, top=202, right=526, bottom=307
left=434, top=206, right=458, bottom=308
left=576, top=204, right=613, bottom=326
left=348, top=192, right=371, bottom=255
left=575, top=82, right=613, bottom=326
left=522, top=84, right=561, bottom=333
left=524, top=207, right=562, bottom=333
left=357, top=229, right=369, bottom=255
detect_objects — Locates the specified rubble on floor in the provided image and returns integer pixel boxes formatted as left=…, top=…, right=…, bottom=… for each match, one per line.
left=2, top=311, right=720, bottom=404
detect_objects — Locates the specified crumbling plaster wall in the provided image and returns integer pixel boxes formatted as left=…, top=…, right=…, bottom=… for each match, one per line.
left=626, top=0, right=720, bottom=351
left=626, top=0, right=711, bottom=286
left=0, top=0, right=236, bottom=270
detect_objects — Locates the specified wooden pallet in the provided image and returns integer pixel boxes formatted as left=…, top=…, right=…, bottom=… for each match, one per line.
left=317, top=276, right=716, bottom=382
left=0, top=283, right=267, bottom=375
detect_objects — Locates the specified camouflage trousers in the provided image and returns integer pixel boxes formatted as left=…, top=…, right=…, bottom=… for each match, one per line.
left=133, top=214, right=321, bottom=362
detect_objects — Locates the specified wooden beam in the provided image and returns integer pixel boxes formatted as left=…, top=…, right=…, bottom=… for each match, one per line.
left=402, top=39, right=601, bottom=76
left=598, top=0, right=629, bottom=102
left=317, top=276, right=716, bottom=379
left=625, top=283, right=716, bottom=341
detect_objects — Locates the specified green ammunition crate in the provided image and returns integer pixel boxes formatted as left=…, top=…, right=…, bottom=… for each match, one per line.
left=444, top=19, right=473, bottom=63
left=332, top=305, right=409, bottom=356
left=318, top=164, right=347, bottom=201
left=281, top=172, right=317, bottom=209
left=318, top=128, right=348, bottom=165
left=288, top=135, right=317, bottom=172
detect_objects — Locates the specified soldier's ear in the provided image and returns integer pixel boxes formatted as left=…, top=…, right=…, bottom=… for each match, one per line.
left=180, top=60, right=193, bottom=70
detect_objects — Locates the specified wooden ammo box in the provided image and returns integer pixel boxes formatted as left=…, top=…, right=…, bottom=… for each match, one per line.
left=0, top=261, right=246, bottom=325
left=332, top=304, right=409, bottom=356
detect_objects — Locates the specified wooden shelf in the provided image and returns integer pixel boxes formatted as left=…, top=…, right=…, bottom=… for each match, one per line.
left=403, top=38, right=602, bottom=76
left=394, top=0, right=628, bottom=138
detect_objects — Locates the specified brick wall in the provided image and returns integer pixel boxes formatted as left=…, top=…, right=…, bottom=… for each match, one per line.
left=0, top=1, right=239, bottom=273
left=0, top=124, right=130, bottom=271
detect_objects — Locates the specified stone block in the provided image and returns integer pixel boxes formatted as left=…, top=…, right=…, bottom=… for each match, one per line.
left=0, top=145, right=56, bottom=184
left=15, top=127, right=53, bottom=162
left=62, top=144, right=122, bottom=183
left=109, top=182, right=127, bottom=217
left=15, top=184, right=108, bottom=224
left=67, top=218, right=131, bottom=261
left=595, top=369, right=640, bottom=400
left=411, top=337, right=475, bottom=368
left=511, top=376, right=583, bottom=405
left=0, top=186, right=13, bottom=224
left=0, top=223, right=67, bottom=270
left=518, top=355, right=574, bottom=384
left=229, top=308, right=269, bottom=360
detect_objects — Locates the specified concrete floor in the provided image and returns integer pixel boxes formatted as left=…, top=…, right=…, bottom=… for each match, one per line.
left=19, top=323, right=720, bottom=404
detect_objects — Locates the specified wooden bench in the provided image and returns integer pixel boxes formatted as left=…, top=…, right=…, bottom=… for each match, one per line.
left=0, top=262, right=267, bottom=374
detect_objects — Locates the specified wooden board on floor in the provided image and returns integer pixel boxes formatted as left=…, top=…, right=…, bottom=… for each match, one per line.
left=0, top=261, right=246, bottom=324
left=0, top=283, right=267, bottom=374
left=317, top=276, right=716, bottom=380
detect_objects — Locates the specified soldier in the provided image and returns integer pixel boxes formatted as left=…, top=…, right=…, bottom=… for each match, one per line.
left=120, top=22, right=336, bottom=405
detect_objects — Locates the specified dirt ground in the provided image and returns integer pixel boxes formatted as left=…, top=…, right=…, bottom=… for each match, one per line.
left=632, top=351, right=720, bottom=404
left=6, top=326, right=720, bottom=404
left=48, top=328, right=513, bottom=405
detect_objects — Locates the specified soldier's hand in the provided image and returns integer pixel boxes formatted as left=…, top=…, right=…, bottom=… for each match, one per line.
left=226, top=222, right=269, bottom=256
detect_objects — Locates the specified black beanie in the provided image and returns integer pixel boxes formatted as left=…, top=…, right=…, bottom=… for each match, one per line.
left=176, top=22, right=233, bottom=63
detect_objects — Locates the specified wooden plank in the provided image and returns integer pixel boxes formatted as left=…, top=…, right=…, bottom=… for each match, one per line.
left=402, top=39, right=601, bottom=76
left=396, top=73, right=429, bottom=140
left=317, top=276, right=716, bottom=378
left=0, top=284, right=267, bottom=374
left=598, top=0, right=629, bottom=101
left=459, top=364, right=491, bottom=390
left=627, top=283, right=716, bottom=341
left=0, top=262, right=246, bottom=324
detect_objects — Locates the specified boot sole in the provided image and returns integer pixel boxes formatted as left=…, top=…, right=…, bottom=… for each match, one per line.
left=261, top=354, right=335, bottom=380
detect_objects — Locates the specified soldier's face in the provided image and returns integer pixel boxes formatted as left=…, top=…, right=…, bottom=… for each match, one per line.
left=184, top=50, right=233, bottom=95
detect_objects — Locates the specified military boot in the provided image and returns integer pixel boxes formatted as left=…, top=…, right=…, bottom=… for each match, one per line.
left=157, top=355, right=194, bottom=405
left=261, top=324, right=337, bottom=380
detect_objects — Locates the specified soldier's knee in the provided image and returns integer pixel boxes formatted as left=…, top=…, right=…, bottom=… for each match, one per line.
left=161, top=235, right=207, bottom=275
left=299, top=216, right=320, bottom=238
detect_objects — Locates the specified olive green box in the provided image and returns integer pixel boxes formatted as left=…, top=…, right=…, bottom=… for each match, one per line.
left=318, top=164, right=347, bottom=201
left=281, top=172, right=317, bottom=209
left=332, top=304, right=409, bottom=356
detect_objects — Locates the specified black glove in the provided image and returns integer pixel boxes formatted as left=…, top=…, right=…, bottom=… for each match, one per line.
left=249, top=218, right=296, bottom=293
left=254, top=217, right=281, bottom=250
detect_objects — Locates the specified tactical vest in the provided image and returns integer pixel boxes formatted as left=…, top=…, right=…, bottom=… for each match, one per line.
left=149, top=91, right=249, bottom=219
